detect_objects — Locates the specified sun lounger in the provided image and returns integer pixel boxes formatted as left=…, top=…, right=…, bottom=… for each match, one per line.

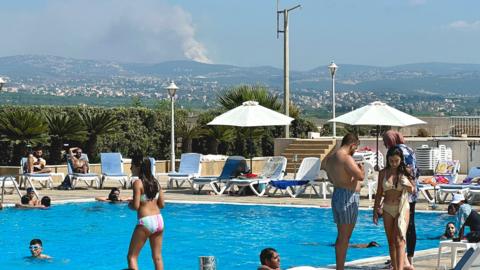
left=463, top=167, right=480, bottom=202
left=100, top=153, right=129, bottom=188
left=19, top=157, right=53, bottom=189
left=167, top=153, right=202, bottom=189
left=219, top=156, right=287, bottom=196
left=0, top=175, right=22, bottom=199
left=192, top=156, right=247, bottom=194
left=267, top=157, right=321, bottom=198
left=454, top=246, right=480, bottom=270
left=67, top=154, right=100, bottom=189
left=434, top=160, right=462, bottom=202
left=436, top=240, right=479, bottom=269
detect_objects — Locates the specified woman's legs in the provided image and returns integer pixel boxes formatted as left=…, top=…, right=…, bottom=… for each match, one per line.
left=127, top=225, right=149, bottom=270
left=149, top=231, right=164, bottom=270
left=383, top=212, right=397, bottom=269
left=393, top=213, right=410, bottom=270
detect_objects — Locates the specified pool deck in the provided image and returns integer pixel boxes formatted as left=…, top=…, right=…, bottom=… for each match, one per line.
left=1, top=175, right=473, bottom=269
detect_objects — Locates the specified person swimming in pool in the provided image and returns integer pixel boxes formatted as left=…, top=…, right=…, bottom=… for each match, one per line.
left=127, top=156, right=165, bottom=270
left=95, top=187, right=131, bottom=203
left=16, top=196, right=51, bottom=209
left=28, top=239, right=51, bottom=259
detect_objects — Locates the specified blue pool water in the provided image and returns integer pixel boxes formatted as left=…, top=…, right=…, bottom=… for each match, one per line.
left=0, top=202, right=452, bottom=269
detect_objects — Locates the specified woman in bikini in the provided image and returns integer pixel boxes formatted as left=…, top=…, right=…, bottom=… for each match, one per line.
left=127, top=157, right=165, bottom=270
left=373, top=147, right=415, bottom=270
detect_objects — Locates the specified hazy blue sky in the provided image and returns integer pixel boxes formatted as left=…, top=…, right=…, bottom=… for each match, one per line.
left=0, top=0, right=479, bottom=70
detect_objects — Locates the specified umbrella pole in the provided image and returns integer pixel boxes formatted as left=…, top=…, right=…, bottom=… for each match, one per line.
left=249, top=128, right=253, bottom=172
left=376, top=125, right=380, bottom=171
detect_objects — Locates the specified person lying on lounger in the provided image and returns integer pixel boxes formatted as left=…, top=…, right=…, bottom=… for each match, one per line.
left=95, top=188, right=131, bottom=203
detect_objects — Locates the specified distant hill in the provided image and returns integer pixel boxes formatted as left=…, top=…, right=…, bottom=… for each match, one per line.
left=1, top=55, right=480, bottom=95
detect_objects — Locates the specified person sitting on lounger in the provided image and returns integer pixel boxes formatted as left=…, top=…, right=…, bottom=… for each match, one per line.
left=69, top=147, right=89, bottom=173
left=95, top=188, right=131, bottom=203
left=28, top=239, right=51, bottom=259
left=16, top=196, right=51, bottom=209
left=448, top=194, right=480, bottom=241
left=258, top=248, right=280, bottom=270
left=27, top=146, right=51, bottom=174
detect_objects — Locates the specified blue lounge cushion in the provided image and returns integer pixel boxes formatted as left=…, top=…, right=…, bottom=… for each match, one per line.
left=269, top=180, right=309, bottom=189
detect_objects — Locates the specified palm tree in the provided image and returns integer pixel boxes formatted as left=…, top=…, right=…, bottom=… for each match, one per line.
left=202, top=126, right=235, bottom=154
left=218, top=85, right=282, bottom=111
left=46, top=113, right=88, bottom=164
left=0, top=110, right=49, bottom=165
left=80, top=110, right=120, bottom=162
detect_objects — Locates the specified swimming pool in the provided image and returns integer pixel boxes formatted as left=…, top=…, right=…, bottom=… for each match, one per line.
left=0, top=202, right=452, bottom=269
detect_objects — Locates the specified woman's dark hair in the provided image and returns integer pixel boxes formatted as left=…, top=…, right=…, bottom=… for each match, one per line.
left=443, top=222, right=455, bottom=239
left=139, top=157, right=159, bottom=200
left=385, top=146, right=412, bottom=187
left=259, top=247, right=277, bottom=265
left=108, top=188, right=120, bottom=202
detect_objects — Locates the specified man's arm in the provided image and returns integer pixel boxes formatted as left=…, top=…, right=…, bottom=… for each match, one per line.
left=344, top=156, right=364, bottom=181
left=69, top=147, right=78, bottom=160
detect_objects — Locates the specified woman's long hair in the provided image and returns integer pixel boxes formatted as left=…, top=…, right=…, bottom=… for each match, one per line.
left=139, top=157, right=159, bottom=200
left=385, top=146, right=412, bottom=187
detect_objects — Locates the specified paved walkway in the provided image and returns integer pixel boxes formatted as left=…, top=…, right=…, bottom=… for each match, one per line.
left=0, top=175, right=473, bottom=269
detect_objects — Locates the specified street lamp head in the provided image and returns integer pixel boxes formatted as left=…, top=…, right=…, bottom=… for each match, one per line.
left=0, top=77, right=5, bottom=91
left=328, top=61, right=338, bottom=78
left=165, top=81, right=179, bottom=97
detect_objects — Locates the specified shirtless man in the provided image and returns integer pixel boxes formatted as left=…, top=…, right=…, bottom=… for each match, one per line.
left=27, top=147, right=51, bottom=174
left=321, top=133, right=364, bottom=270
left=69, top=147, right=89, bottom=173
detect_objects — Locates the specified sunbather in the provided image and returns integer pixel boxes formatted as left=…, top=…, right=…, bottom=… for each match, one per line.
left=95, top=188, right=131, bottom=202
left=69, top=147, right=89, bottom=173
left=27, top=146, right=51, bottom=174
left=258, top=248, right=280, bottom=270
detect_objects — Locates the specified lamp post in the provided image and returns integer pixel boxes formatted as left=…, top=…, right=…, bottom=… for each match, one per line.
left=328, top=61, right=338, bottom=138
left=166, top=81, right=179, bottom=173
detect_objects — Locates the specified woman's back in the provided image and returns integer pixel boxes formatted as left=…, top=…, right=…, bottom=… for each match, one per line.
left=132, top=179, right=163, bottom=218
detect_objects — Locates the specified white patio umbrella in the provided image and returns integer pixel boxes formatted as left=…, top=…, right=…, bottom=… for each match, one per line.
left=328, top=101, right=426, bottom=169
left=208, top=100, right=294, bottom=169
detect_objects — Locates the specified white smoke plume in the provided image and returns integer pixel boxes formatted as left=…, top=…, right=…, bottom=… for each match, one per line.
left=0, top=0, right=212, bottom=63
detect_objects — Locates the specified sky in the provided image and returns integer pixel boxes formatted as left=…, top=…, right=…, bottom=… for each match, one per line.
left=0, top=0, right=479, bottom=70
